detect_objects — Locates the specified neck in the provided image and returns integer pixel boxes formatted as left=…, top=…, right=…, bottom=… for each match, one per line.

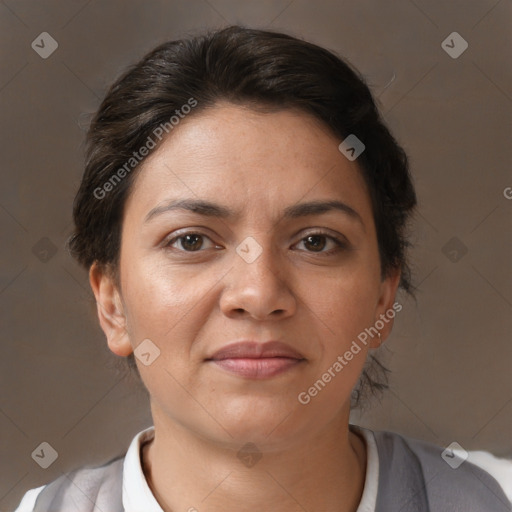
left=141, top=409, right=367, bottom=512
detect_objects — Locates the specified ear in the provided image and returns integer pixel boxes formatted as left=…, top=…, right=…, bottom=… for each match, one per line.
left=89, top=262, right=133, bottom=357
left=369, top=267, right=402, bottom=348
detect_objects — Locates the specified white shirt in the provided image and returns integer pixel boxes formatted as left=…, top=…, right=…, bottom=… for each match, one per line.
left=14, top=425, right=512, bottom=512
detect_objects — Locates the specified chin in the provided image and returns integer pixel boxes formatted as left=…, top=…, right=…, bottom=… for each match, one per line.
left=207, top=397, right=308, bottom=447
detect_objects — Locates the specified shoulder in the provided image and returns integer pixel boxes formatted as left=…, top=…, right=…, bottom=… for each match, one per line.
left=14, top=454, right=125, bottom=512
left=371, top=429, right=512, bottom=511
left=14, top=426, right=154, bottom=512
left=467, top=449, right=512, bottom=502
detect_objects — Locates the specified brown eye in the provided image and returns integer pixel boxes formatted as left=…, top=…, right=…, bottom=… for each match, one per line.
left=295, top=232, right=347, bottom=255
left=303, top=235, right=328, bottom=252
left=179, top=234, right=204, bottom=251
left=164, top=232, right=215, bottom=252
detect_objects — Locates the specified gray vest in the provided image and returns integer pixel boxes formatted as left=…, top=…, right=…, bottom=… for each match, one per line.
left=32, top=429, right=511, bottom=511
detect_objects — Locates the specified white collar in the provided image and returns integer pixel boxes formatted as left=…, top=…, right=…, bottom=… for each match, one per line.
left=122, top=426, right=163, bottom=512
left=122, top=424, right=379, bottom=512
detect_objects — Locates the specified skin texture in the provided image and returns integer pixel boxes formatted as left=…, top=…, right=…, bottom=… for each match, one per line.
left=89, top=103, right=400, bottom=512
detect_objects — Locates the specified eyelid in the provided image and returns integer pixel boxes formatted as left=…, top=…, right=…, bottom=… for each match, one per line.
left=299, top=228, right=349, bottom=243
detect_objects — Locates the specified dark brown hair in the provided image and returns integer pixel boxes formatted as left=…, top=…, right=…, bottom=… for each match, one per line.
left=67, top=25, right=417, bottom=409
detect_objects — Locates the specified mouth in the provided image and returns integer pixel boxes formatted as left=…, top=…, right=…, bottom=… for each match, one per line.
left=205, top=341, right=306, bottom=379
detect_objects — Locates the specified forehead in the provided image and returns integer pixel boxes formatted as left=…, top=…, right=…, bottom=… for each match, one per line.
left=124, top=103, right=372, bottom=224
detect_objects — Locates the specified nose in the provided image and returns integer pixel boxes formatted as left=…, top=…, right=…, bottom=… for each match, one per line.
left=219, top=238, right=296, bottom=321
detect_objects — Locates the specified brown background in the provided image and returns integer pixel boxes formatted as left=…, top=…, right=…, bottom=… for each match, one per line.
left=1, top=0, right=511, bottom=509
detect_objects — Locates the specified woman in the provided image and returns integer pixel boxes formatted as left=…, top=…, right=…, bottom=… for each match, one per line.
left=15, top=25, right=511, bottom=512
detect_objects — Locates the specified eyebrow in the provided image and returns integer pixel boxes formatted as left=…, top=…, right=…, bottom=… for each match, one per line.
left=144, top=198, right=365, bottom=229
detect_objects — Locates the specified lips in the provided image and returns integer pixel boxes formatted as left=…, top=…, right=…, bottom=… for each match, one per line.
left=206, top=341, right=305, bottom=379
left=207, top=341, right=304, bottom=361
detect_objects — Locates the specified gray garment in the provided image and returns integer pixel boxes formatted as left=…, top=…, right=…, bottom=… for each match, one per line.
left=33, top=454, right=124, bottom=512
left=372, top=431, right=511, bottom=511
left=32, top=430, right=511, bottom=512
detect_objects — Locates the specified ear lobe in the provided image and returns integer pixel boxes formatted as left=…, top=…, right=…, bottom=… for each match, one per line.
left=89, top=262, right=133, bottom=357
left=369, top=267, right=402, bottom=348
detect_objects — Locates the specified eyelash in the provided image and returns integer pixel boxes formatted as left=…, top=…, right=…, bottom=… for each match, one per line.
left=163, top=230, right=348, bottom=256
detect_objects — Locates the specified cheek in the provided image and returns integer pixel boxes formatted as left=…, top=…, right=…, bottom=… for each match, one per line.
left=120, top=254, right=217, bottom=356
left=122, top=248, right=194, bottom=312
left=311, top=261, right=381, bottom=338
left=301, top=276, right=378, bottom=397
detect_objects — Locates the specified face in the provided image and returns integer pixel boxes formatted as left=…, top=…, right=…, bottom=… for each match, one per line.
left=90, top=103, right=400, bottom=449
